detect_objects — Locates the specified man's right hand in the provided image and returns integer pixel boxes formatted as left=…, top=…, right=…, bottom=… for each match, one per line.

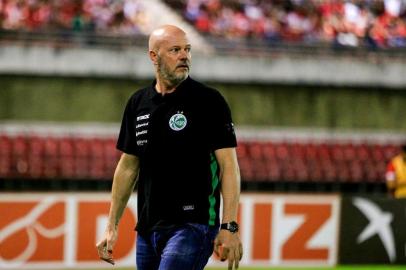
left=214, top=229, right=243, bottom=270
left=96, top=226, right=118, bottom=265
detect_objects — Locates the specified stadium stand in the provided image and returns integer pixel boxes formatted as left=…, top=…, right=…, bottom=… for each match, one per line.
left=0, top=126, right=404, bottom=193
left=164, top=0, right=406, bottom=49
left=0, top=0, right=149, bottom=34
left=1, top=0, right=406, bottom=50
left=0, top=0, right=212, bottom=52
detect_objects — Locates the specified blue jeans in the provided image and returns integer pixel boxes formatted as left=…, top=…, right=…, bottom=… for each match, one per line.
left=136, top=223, right=219, bottom=270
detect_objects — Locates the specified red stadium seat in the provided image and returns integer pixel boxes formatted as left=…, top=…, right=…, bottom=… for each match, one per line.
left=290, top=143, right=306, bottom=160
left=89, top=138, right=105, bottom=179
left=239, top=158, right=254, bottom=181
left=336, top=161, right=350, bottom=182
left=310, top=166, right=323, bottom=182
left=262, top=142, right=277, bottom=161
left=355, top=144, right=370, bottom=162
left=248, top=142, right=263, bottom=160
left=275, top=143, right=289, bottom=161
left=104, top=138, right=119, bottom=177
left=318, top=143, right=331, bottom=161
left=349, top=160, right=363, bottom=182
left=331, top=144, right=345, bottom=162
left=323, top=162, right=337, bottom=182
left=60, top=137, right=74, bottom=157
left=343, top=143, right=356, bottom=161
left=59, top=137, right=75, bottom=178
left=371, top=146, right=385, bottom=162
left=295, top=163, right=309, bottom=182
left=73, top=138, right=90, bottom=178
left=374, top=162, right=387, bottom=183
left=253, top=159, right=269, bottom=181
left=267, top=162, right=282, bottom=181
left=236, top=142, right=248, bottom=159
left=364, top=160, right=379, bottom=182
left=282, top=164, right=296, bottom=182
left=27, top=136, right=45, bottom=178
left=11, top=136, right=29, bottom=177
left=43, top=137, right=59, bottom=178
left=0, top=135, right=12, bottom=177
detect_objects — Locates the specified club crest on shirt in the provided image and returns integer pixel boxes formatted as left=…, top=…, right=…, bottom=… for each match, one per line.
left=169, top=113, right=187, bottom=131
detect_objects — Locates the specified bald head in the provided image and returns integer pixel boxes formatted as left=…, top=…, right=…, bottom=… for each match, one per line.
left=148, top=25, right=191, bottom=91
left=148, top=25, right=188, bottom=52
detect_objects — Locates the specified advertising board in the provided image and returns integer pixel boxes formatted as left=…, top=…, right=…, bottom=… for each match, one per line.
left=0, top=193, right=340, bottom=268
left=339, top=196, right=406, bottom=264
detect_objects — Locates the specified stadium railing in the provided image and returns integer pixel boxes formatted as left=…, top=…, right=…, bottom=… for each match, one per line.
left=2, top=29, right=406, bottom=58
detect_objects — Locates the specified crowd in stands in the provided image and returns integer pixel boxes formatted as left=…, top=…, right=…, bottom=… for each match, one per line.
left=166, top=0, right=406, bottom=48
left=0, top=0, right=150, bottom=36
left=1, top=0, right=406, bottom=48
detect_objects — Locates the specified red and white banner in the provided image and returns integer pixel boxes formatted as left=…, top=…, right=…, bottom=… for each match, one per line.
left=234, top=194, right=340, bottom=267
left=0, top=193, right=340, bottom=268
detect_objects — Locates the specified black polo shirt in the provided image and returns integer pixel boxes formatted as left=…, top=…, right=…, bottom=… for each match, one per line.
left=117, top=77, right=237, bottom=234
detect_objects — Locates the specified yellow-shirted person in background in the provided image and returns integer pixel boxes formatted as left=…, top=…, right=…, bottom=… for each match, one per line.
left=386, top=144, right=406, bottom=198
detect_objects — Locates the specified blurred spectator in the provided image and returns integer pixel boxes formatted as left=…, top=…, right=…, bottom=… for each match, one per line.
left=2, top=0, right=28, bottom=30
left=384, top=0, right=404, bottom=17
left=385, top=144, right=406, bottom=198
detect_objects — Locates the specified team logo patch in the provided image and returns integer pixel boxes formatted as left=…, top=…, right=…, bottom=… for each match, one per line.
left=169, top=113, right=187, bottom=131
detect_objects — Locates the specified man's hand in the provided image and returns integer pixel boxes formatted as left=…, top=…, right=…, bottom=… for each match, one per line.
left=214, top=230, right=243, bottom=270
left=96, top=226, right=118, bottom=265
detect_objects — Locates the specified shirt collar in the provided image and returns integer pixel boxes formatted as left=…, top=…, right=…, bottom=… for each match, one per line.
left=147, top=76, right=192, bottom=101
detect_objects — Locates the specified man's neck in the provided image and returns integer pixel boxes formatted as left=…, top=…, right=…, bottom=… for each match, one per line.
left=155, top=77, right=184, bottom=95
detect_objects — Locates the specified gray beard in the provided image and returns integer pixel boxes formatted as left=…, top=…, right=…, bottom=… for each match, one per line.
left=157, top=58, right=188, bottom=87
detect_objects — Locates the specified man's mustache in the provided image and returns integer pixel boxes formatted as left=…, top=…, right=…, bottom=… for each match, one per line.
left=176, top=62, right=190, bottom=68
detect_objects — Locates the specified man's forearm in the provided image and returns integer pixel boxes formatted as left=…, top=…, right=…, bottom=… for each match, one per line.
left=213, top=148, right=243, bottom=268
left=221, top=166, right=240, bottom=222
left=108, top=154, right=139, bottom=228
left=216, top=148, right=241, bottom=223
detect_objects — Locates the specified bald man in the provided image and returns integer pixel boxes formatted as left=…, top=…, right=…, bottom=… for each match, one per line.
left=96, top=25, right=243, bottom=270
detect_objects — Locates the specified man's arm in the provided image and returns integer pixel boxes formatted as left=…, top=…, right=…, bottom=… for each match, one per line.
left=213, top=147, right=243, bottom=270
left=96, top=153, right=139, bottom=265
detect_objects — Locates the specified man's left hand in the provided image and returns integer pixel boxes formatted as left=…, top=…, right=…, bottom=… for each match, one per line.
left=214, top=230, right=243, bottom=270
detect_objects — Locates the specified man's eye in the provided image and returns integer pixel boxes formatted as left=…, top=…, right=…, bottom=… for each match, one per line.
left=171, top=48, right=180, bottom=53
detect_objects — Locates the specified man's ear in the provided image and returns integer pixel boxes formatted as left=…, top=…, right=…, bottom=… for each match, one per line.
left=149, top=50, right=158, bottom=65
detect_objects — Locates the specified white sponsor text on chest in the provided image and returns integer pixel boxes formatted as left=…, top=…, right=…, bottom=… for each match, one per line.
left=136, top=122, right=149, bottom=129
left=137, top=114, right=150, bottom=121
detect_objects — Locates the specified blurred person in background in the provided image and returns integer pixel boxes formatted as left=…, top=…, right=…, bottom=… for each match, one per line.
left=386, top=144, right=406, bottom=198
left=96, top=24, right=243, bottom=270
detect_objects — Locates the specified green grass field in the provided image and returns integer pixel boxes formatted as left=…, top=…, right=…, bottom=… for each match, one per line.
left=74, top=266, right=406, bottom=270
left=209, top=267, right=405, bottom=270
left=212, top=267, right=406, bottom=270
left=207, top=265, right=406, bottom=270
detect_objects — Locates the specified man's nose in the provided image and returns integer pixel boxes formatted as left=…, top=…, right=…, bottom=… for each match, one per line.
left=179, top=49, right=189, bottom=60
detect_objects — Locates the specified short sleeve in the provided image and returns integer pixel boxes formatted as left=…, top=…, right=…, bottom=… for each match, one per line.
left=209, top=91, right=237, bottom=151
left=116, top=97, right=138, bottom=156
